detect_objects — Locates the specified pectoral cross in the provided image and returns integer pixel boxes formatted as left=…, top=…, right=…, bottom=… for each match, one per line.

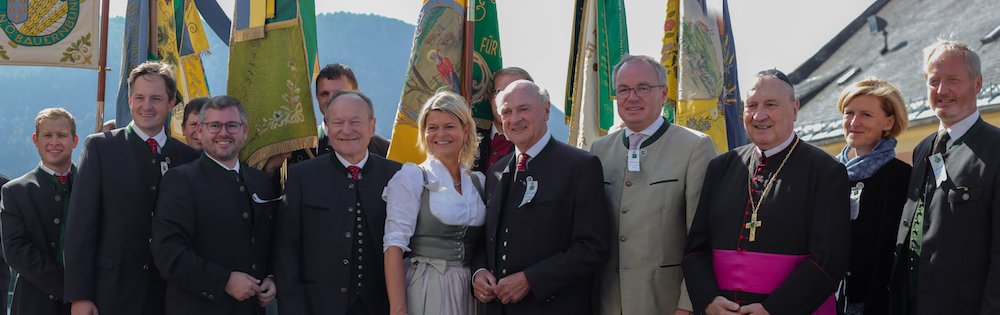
left=744, top=211, right=762, bottom=242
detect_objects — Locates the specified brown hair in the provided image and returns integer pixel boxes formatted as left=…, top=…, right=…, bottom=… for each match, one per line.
left=35, top=108, right=77, bottom=135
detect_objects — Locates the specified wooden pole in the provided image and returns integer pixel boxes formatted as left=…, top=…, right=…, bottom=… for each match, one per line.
left=95, top=0, right=111, bottom=133
left=461, top=3, right=474, bottom=106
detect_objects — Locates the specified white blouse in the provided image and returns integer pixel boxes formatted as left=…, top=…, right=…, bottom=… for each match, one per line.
left=382, top=158, right=487, bottom=253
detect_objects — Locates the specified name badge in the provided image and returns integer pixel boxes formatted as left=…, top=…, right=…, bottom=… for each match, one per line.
left=849, top=182, right=863, bottom=220
left=627, top=150, right=640, bottom=172
left=519, top=176, right=537, bottom=208
left=929, top=153, right=947, bottom=187
left=160, top=161, right=169, bottom=175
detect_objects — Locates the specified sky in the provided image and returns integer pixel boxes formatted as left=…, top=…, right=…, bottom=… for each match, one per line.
left=109, top=0, right=877, bottom=115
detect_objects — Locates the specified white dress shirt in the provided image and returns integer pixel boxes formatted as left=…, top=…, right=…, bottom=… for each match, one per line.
left=382, top=157, right=487, bottom=253
left=129, top=121, right=167, bottom=151
left=335, top=151, right=370, bottom=179
left=939, top=110, right=980, bottom=148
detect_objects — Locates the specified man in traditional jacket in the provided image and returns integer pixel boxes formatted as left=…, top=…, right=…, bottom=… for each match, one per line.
left=591, top=55, right=715, bottom=315
left=64, top=62, right=200, bottom=315
left=472, top=80, right=610, bottom=314
left=274, top=90, right=402, bottom=315
left=888, top=40, right=1000, bottom=315
left=151, top=96, right=278, bottom=314
left=473, top=67, right=531, bottom=173
left=682, top=69, right=850, bottom=315
left=2, top=108, right=79, bottom=315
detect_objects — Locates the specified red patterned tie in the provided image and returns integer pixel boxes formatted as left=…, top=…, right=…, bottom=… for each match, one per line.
left=516, top=153, right=529, bottom=171
left=147, top=138, right=159, bottom=154
left=348, top=166, right=361, bottom=180
left=56, top=175, right=69, bottom=184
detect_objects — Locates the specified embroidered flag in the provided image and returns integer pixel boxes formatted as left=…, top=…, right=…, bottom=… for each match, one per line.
left=565, top=0, right=628, bottom=150
left=0, top=0, right=100, bottom=69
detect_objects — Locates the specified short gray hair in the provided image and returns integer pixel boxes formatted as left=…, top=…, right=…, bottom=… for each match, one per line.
left=923, top=39, right=981, bottom=79
left=326, top=90, right=375, bottom=120
left=612, top=54, right=667, bottom=87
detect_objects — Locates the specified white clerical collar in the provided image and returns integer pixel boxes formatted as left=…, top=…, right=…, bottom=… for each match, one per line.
left=336, top=151, right=370, bottom=169
left=491, top=124, right=503, bottom=139
left=129, top=122, right=167, bottom=150
left=513, top=132, right=551, bottom=162
left=939, top=110, right=979, bottom=148
left=39, top=162, right=71, bottom=176
left=624, top=116, right=665, bottom=137
left=206, top=154, right=240, bottom=172
left=758, top=132, right=796, bottom=158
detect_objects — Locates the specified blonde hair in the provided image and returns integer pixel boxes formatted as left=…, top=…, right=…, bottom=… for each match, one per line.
left=923, top=39, right=981, bottom=79
left=836, top=77, right=909, bottom=138
left=416, top=91, right=479, bottom=167
left=35, top=108, right=77, bottom=135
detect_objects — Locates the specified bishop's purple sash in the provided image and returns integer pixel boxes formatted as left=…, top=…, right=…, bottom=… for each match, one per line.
left=713, top=249, right=835, bottom=315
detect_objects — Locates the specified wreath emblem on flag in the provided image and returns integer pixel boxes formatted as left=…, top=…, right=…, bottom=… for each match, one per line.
left=1, top=0, right=80, bottom=47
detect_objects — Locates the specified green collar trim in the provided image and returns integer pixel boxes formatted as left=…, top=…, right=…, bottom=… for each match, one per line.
left=200, top=153, right=243, bottom=181
left=126, top=124, right=171, bottom=152
left=947, top=117, right=984, bottom=152
left=620, top=122, right=671, bottom=149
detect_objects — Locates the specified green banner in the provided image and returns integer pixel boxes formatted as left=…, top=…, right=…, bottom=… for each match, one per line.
left=469, top=0, right=502, bottom=128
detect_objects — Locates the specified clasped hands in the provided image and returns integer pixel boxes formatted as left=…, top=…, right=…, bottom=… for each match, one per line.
left=706, top=296, right=769, bottom=315
left=226, top=271, right=277, bottom=307
left=473, top=270, right=531, bottom=304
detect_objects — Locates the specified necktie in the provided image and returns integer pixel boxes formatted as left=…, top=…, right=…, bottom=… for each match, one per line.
left=147, top=138, right=159, bottom=154
left=55, top=174, right=69, bottom=184
left=932, top=129, right=950, bottom=156
left=348, top=166, right=361, bottom=180
left=628, top=133, right=646, bottom=150
left=516, top=153, right=529, bottom=171
left=230, top=170, right=241, bottom=182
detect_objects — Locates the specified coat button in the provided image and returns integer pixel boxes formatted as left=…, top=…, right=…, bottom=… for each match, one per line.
left=151, top=185, right=156, bottom=191
left=208, top=295, right=214, bottom=300
left=963, top=193, right=970, bottom=200
left=54, top=195, right=62, bottom=202
left=914, top=188, right=919, bottom=196
left=625, top=181, right=632, bottom=187
left=243, top=212, right=249, bottom=219
left=343, top=259, right=350, bottom=265
left=903, top=220, right=909, bottom=228
left=621, top=208, right=627, bottom=213
left=252, top=264, right=257, bottom=270
left=620, top=236, right=627, bottom=242
left=348, top=207, right=354, bottom=213
left=148, top=238, right=152, bottom=243
left=348, top=183, right=355, bottom=190
left=251, top=237, right=255, bottom=243
left=143, top=264, right=149, bottom=270
left=49, top=295, right=55, bottom=299
left=501, top=255, right=506, bottom=261
left=345, top=232, right=352, bottom=238
left=152, top=159, right=157, bottom=164
left=341, top=287, right=348, bottom=293
left=50, top=243, right=56, bottom=248
left=239, top=186, right=246, bottom=192
left=54, top=218, right=61, bottom=224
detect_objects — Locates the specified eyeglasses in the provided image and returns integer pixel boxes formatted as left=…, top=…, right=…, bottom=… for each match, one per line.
left=204, top=122, right=244, bottom=134
left=615, top=85, right=664, bottom=99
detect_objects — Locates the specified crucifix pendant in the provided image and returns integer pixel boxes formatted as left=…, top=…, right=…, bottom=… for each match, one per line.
left=744, top=211, right=762, bottom=242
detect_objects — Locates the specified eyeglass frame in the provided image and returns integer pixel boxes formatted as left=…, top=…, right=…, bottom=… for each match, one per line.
left=615, top=84, right=666, bottom=99
left=203, top=121, right=245, bottom=134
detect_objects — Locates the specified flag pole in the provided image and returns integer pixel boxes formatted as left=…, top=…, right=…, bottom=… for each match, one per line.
left=95, top=0, right=110, bottom=133
left=461, top=3, right=474, bottom=105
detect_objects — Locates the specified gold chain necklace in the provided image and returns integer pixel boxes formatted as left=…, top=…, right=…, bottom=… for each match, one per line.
left=744, top=138, right=799, bottom=242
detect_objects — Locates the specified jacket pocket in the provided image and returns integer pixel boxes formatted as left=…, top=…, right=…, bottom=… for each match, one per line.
left=304, top=203, right=330, bottom=212
left=650, top=179, right=679, bottom=185
left=947, top=186, right=982, bottom=203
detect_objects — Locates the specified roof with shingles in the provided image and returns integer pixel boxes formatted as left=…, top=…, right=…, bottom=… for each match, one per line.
left=790, top=0, right=1000, bottom=145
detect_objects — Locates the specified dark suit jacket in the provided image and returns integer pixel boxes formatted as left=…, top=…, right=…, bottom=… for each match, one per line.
left=890, top=118, right=1000, bottom=314
left=64, top=127, right=198, bottom=315
left=473, top=128, right=514, bottom=173
left=274, top=152, right=402, bottom=315
left=151, top=155, right=277, bottom=315
left=1, top=167, right=72, bottom=315
left=0, top=173, right=11, bottom=315
left=472, top=137, right=611, bottom=315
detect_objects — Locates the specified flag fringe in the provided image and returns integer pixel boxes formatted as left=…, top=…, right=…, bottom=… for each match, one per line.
left=245, top=136, right=317, bottom=169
